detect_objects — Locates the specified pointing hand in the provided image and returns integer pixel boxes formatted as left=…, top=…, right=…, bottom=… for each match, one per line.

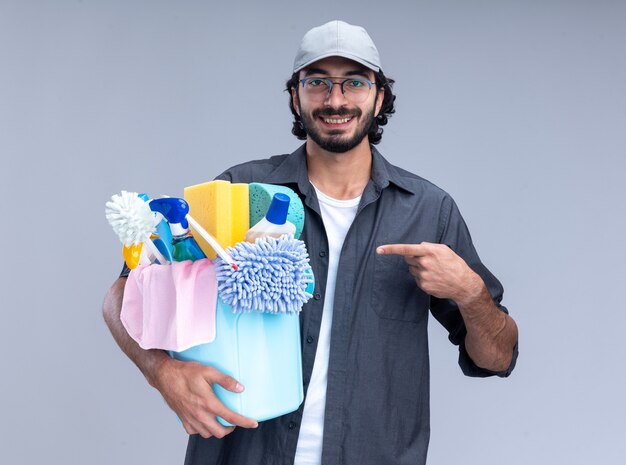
left=376, top=242, right=482, bottom=305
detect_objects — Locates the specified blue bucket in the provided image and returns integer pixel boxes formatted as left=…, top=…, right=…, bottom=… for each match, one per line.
left=171, top=277, right=311, bottom=426
left=171, top=182, right=310, bottom=425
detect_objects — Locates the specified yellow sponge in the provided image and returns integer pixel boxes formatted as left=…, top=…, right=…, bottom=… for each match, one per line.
left=184, top=180, right=249, bottom=259
left=230, top=183, right=250, bottom=245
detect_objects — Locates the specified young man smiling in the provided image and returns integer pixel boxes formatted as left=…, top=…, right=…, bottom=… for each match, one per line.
left=292, top=55, right=384, bottom=200
left=295, top=57, right=383, bottom=155
left=103, top=20, right=518, bottom=465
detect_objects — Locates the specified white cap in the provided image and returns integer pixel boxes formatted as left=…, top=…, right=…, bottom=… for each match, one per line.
left=293, top=20, right=382, bottom=73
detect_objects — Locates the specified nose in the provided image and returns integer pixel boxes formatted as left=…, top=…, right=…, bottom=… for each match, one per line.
left=324, top=82, right=348, bottom=107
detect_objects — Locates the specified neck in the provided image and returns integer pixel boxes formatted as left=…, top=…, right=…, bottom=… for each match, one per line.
left=305, top=137, right=372, bottom=200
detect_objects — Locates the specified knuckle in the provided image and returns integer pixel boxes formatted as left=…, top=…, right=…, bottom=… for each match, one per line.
left=212, top=429, right=226, bottom=439
left=204, top=399, right=217, bottom=413
left=206, top=399, right=223, bottom=415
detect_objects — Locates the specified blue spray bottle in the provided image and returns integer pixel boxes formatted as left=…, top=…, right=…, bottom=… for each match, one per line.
left=138, top=193, right=174, bottom=263
left=149, top=198, right=206, bottom=262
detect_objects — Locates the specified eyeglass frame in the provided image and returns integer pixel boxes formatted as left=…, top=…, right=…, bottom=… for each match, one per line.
left=298, top=77, right=376, bottom=101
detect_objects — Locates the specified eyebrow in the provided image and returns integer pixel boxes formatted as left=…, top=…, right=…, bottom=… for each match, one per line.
left=303, top=68, right=371, bottom=79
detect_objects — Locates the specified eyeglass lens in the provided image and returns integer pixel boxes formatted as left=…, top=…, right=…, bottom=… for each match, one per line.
left=301, top=78, right=372, bottom=103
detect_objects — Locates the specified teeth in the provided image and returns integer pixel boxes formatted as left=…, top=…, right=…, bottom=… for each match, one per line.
left=323, top=117, right=352, bottom=124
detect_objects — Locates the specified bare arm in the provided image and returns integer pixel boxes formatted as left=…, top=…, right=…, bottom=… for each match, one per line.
left=102, top=278, right=170, bottom=385
left=102, top=277, right=258, bottom=438
left=376, top=243, right=518, bottom=372
left=454, top=273, right=518, bottom=372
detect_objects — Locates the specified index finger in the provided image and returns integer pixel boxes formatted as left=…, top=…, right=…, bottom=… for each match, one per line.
left=376, top=243, right=428, bottom=257
left=212, top=398, right=259, bottom=429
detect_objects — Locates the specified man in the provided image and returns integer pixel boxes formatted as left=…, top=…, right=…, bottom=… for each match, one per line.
left=103, top=20, right=518, bottom=465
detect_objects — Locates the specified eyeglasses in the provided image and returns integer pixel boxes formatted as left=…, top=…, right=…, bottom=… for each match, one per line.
left=299, top=77, right=375, bottom=103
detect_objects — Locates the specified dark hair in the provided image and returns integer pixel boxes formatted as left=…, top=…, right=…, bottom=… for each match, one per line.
left=285, top=70, right=396, bottom=145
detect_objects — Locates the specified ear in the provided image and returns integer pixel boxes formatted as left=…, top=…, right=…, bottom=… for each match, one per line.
left=291, top=87, right=301, bottom=116
left=375, top=87, right=385, bottom=117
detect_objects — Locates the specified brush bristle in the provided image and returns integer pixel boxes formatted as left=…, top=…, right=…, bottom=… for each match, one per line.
left=215, top=236, right=313, bottom=314
left=105, top=191, right=155, bottom=246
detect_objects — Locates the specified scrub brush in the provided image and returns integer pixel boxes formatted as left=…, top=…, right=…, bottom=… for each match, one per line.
left=106, top=191, right=155, bottom=245
left=105, top=191, right=167, bottom=266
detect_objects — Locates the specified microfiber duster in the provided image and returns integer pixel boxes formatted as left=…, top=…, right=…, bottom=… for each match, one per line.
left=215, top=236, right=313, bottom=314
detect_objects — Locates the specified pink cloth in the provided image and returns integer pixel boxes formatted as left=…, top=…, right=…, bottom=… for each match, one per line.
left=121, top=259, right=218, bottom=351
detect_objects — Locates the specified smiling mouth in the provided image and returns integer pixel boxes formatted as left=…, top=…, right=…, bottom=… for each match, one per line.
left=321, top=116, right=354, bottom=125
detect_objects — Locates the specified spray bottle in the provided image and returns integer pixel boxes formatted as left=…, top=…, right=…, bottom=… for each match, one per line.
left=149, top=198, right=206, bottom=262
left=245, top=193, right=296, bottom=242
left=138, top=193, right=174, bottom=263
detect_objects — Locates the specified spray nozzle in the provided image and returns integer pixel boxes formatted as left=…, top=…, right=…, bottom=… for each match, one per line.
left=149, top=198, right=190, bottom=233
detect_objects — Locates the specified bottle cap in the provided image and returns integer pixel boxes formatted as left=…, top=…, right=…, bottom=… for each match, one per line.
left=265, top=193, right=290, bottom=225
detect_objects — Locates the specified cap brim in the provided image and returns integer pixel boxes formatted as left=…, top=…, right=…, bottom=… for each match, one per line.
left=294, top=51, right=381, bottom=73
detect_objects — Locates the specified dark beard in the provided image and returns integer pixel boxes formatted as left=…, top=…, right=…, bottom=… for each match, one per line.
left=299, top=103, right=376, bottom=153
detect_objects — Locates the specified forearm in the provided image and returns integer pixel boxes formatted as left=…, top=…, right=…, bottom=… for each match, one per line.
left=102, top=277, right=169, bottom=387
left=456, top=272, right=519, bottom=372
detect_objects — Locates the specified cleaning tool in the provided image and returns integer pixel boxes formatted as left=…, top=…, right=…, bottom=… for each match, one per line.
left=109, top=184, right=312, bottom=426
left=149, top=198, right=206, bottom=262
left=184, top=180, right=250, bottom=258
left=121, top=259, right=218, bottom=351
left=151, top=223, right=174, bottom=263
left=139, top=193, right=175, bottom=263
left=215, top=235, right=312, bottom=314
left=171, top=184, right=312, bottom=426
left=122, top=243, right=144, bottom=269
left=230, top=183, right=250, bottom=243
left=244, top=193, right=296, bottom=243
left=150, top=197, right=238, bottom=269
left=105, top=191, right=169, bottom=268
left=172, top=297, right=305, bottom=426
left=106, top=191, right=154, bottom=245
left=249, top=183, right=305, bottom=239
left=186, top=215, right=239, bottom=270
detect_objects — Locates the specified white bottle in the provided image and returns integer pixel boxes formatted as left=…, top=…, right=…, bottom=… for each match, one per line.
left=245, top=193, right=296, bottom=242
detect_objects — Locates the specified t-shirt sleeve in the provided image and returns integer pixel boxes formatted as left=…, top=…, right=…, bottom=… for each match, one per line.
left=119, top=262, right=131, bottom=278
left=214, top=171, right=233, bottom=182
left=429, top=195, right=518, bottom=378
